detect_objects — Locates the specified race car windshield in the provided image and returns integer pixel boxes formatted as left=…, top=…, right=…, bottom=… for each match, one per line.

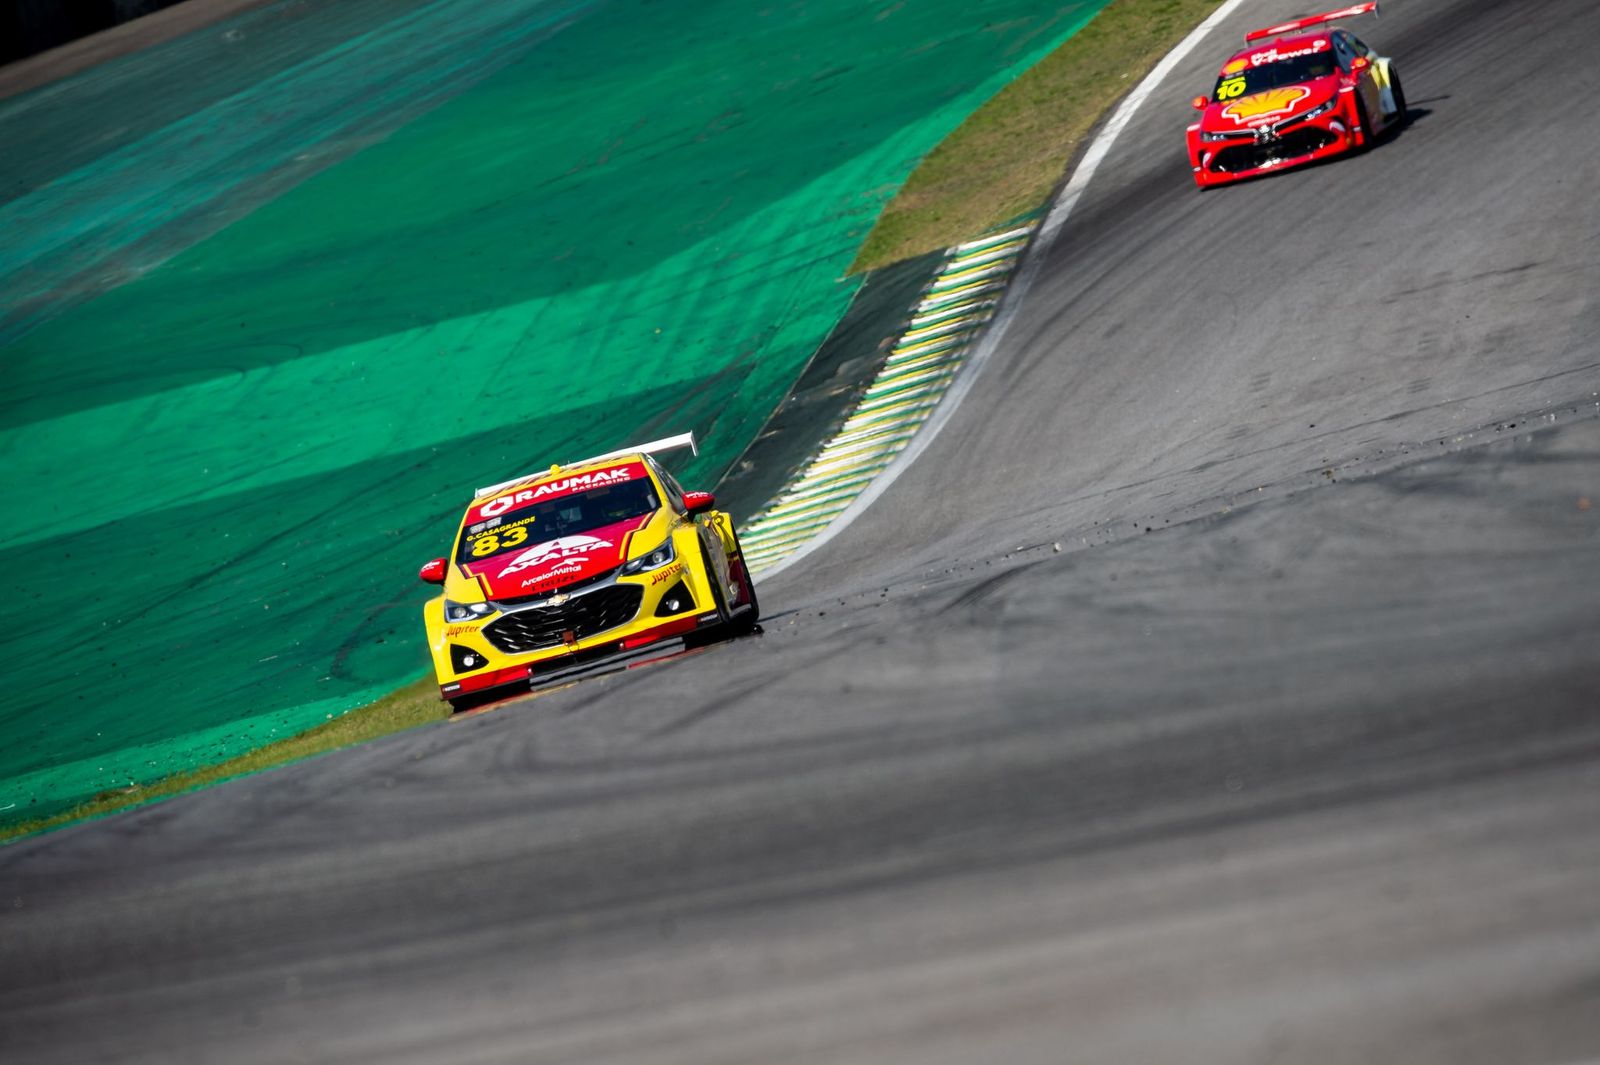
left=1215, top=51, right=1338, bottom=97
left=456, top=480, right=659, bottom=564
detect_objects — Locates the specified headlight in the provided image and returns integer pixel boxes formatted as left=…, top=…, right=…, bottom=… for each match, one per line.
left=444, top=599, right=497, bottom=622
left=1200, top=129, right=1240, bottom=142
left=1297, top=99, right=1337, bottom=121
left=620, top=538, right=676, bottom=575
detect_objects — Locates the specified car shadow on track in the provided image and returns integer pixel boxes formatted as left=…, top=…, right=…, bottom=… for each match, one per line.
left=450, top=624, right=769, bottom=720
left=1202, top=102, right=1438, bottom=192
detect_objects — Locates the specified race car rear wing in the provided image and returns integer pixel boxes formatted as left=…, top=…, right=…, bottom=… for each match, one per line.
left=1244, top=1, right=1377, bottom=43
left=570, top=431, right=699, bottom=469
left=473, top=432, right=699, bottom=500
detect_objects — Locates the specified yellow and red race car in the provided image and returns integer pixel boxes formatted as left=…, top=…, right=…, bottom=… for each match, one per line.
left=418, top=433, right=758, bottom=710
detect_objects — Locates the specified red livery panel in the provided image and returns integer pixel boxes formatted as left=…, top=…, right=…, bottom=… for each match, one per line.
left=461, top=514, right=652, bottom=599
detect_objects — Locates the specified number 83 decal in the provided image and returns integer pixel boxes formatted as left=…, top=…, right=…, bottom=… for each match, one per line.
left=470, top=524, right=529, bottom=556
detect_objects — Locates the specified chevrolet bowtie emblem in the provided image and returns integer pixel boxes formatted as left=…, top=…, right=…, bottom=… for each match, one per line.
left=546, top=593, right=570, bottom=606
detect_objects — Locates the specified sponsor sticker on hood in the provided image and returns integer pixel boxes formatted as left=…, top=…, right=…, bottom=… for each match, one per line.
left=461, top=515, right=652, bottom=597
left=498, top=535, right=611, bottom=581
left=1221, top=85, right=1313, bottom=125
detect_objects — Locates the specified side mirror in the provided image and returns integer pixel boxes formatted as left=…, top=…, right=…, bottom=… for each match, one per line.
left=1192, top=95, right=1209, bottom=110
left=1351, top=56, right=1370, bottom=72
left=419, top=557, right=448, bottom=584
left=682, top=490, right=716, bottom=517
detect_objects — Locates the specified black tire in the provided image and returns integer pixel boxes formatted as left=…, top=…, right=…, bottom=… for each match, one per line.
left=1387, top=68, right=1407, bottom=129
left=448, top=691, right=489, bottom=714
left=724, top=538, right=760, bottom=638
left=727, top=587, right=760, bottom=636
left=1353, top=92, right=1373, bottom=152
left=682, top=541, right=730, bottom=649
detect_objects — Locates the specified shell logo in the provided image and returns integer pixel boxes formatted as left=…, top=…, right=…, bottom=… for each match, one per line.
left=1222, top=58, right=1249, bottom=76
left=1221, top=86, right=1312, bottom=125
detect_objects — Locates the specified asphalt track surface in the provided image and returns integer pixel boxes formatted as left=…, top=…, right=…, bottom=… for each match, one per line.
left=4, top=0, right=1599, bottom=1061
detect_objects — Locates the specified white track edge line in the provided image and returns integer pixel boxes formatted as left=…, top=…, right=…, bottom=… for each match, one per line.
left=754, top=0, right=1250, bottom=581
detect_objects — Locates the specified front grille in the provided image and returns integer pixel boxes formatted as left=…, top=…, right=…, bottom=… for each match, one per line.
left=1210, top=127, right=1336, bottom=173
left=482, top=585, right=644, bottom=654
left=492, top=566, right=619, bottom=607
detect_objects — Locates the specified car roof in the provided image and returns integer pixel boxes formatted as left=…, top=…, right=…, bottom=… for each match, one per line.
left=468, top=433, right=695, bottom=506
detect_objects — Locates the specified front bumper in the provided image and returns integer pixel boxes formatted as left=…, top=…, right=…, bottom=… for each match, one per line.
left=1189, top=104, right=1358, bottom=188
left=426, top=557, right=721, bottom=701
left=439, top=613, right=716, bottom=699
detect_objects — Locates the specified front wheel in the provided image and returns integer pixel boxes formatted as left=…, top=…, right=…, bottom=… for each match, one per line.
left=682, top=541, right=731, bottom=649
left=724, top=547, right=760, bottom=638
left=448, top=690, right=493, bottom=714
left=683, top=539, right=760, bottom=647
left=1353, top=92, right=1373, bottom=152
left=1387, top=68, right=1407, bottom=129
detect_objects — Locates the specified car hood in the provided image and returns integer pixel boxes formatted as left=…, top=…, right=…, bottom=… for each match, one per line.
left=461, top=513, right=655, bottom=598
left=1203, top=75, right=1339, bottom=131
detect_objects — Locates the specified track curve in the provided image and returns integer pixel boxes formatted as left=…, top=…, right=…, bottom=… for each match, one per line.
left=4, top=1, right=1598, bottom=1062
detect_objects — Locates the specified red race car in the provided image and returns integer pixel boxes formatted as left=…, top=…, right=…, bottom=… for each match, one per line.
left=1186, top=2, right=1406, bottom=189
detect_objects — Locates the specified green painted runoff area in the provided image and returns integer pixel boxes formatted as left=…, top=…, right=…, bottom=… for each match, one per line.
left=0, top=0, right=1111, bottom=827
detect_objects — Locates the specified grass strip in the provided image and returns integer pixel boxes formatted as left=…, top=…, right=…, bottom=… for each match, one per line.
left=852, top=0, right=1225, bottom=273
left=2, top=678, right=449, bottom=843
